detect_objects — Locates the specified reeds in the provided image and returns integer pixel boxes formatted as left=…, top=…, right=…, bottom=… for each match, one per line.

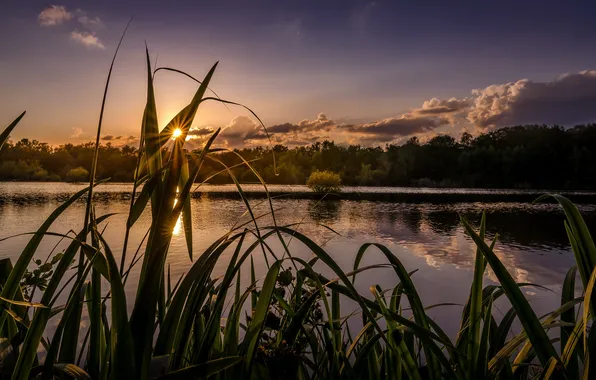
left=1, top=45, right=595, bottom=380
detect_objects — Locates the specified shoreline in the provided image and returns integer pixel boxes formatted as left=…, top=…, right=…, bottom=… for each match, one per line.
left=2, top=183, right=596, bottom=204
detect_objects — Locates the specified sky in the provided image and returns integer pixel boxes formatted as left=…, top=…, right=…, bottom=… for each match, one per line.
left=2, top=0, right=596, bottom=148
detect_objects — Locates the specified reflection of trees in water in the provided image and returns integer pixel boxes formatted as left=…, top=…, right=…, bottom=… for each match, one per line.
left=464, top=211, right=596, bottom=250
left=308, top=200, right=341, bottom=224
left=425, top=211, right=459, bottom=236
left=394, top=207, right=596, bottom=251
left=400, top=208, right=423, bottom=233
left=355, top=201, right=596, bottom=254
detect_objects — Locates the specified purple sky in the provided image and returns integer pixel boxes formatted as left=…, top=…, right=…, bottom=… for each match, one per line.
left=2, top=0, right=596, bottom=148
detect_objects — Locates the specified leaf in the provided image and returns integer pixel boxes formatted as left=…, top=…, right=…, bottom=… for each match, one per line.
left=467, top=212, right=486, bottom=379
left=30, top=363, right=91, bottom=380
left=8, top=214, right=113, bottom=380
left=242, top=261, right=281, bottom=372
left=0, top=296, right=46, bottom=308
left=561, top=266, right=578, bottom=378
left=179, top=153, right=193, bottom=260
left=96, top=233, right=136, bottom=380
left=154, top=356, right=242, bottom=380
left=157, top=62, right=219, bottom=147
left=353, top=242, right=442, bottom=379
left=0, top=111, right=25, bottom=151
left=461, top=216, right=559, bottom=367
left=538, top=194, right=596, bottom=288
left=371, top=287, right=421, bottom=380
left=153, top=234, right=239, bottom=355
left=43, top=279, right=90, bottom=378
left=127, top=166, right=165, bottom=228
left=0, top=182, right=104, bottom=333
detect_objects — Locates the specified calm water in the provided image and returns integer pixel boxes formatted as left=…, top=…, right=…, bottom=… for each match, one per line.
left=2, top=182, right=595, bottom=336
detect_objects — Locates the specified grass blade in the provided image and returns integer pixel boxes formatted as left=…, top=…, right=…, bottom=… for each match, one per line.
left=155, top=357, right=242, bottom=380
left=96, top=233, right=136, bottom=379
left=242, top=260, right=281, bottom=373
left=0, top=184, right=100, bottom=332
left=461, top=216, right=558, bottom=366
left=561, top=265, right=578, bottom=378
left=0, top=111, right=25, bottom=150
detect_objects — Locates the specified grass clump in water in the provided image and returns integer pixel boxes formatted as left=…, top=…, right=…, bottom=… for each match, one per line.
left=307, top=170, right=342, bottom=193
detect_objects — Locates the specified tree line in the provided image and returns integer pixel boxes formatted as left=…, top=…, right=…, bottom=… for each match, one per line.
left=2, top=124, right=596, bottom=189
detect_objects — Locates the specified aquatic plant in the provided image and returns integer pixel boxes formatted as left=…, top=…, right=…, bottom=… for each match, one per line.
left=306, top=170, right=342, bottom=193
left=0, top=39, right=595, bottom=380
left=65, top=167, right=90, bottom=183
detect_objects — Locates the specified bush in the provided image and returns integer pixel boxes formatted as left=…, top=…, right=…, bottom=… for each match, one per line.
left=65, top=166, right=89, bottom=182
left=306, top=170, right=342, bottom=193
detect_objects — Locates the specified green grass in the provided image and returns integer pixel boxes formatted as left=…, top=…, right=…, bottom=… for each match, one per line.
left=1, top=41, right=596, bottom=380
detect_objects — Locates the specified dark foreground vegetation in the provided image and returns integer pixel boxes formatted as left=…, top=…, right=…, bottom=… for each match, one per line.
left=2, top=42, right=596, bottom=380
left=3, top=123, right=596, bottom=189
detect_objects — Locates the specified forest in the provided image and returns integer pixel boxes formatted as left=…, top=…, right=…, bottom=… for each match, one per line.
left=2, top=123, right=596, bottom=189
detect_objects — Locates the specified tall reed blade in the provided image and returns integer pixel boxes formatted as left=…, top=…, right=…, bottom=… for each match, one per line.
left=0, top=111, right=25, bottom=151
left=460, top=216, right=559, bottom=366
left=0, top=184, right=100, bottom=333
left=467, top=212, right=486, bottom=379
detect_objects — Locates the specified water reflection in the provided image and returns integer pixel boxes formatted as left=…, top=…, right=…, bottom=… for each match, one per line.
left=2, top=184, right=596, bottom=301
left=308, top=200, right=341, bottom=223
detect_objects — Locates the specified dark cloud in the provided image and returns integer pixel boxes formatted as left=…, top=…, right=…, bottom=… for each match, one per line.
left=101, top=135, right=123, bottom=141
left=468, top=70, right=596, bottom=128
left=267, top=113, right=334, bottom=135
left=343, top=116, right=450, bottom=139
left=187, top=127, right=214, bottom=136
left=268, top=122, right=301, bottom=134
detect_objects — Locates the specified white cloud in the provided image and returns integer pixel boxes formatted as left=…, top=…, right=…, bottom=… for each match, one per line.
left=70, top=128, right=83, bottom=138
left=78, top=15, right=103, bottom=27
left=468, top=70, right=596, bottom=128
left=70, top=30, right=105, bottom=49
left=38, top=5, right=73, bottom=26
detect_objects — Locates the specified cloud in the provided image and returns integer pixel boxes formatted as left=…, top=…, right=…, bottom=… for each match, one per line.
left=39, top=6, right=105, bottom=49
left=208, top=111, right=453, bottom=148
left=468, top=70, right=596, bottom=128
left=218, top=116, right=263, bottom=147
left=70, top=127, right=83, bottom=138
left=267, top=113, right=336, bottom=135
left=415, top=98, right=473, bottom=116
left=187, top=127, right=215, bottom=137
left=78, top=15, right=103, bottom=27
left=38, top=5, right=73, bottom=26
left=99, top=135, right=138, bottom=147
left=70, top=30, right=105, bottom=49
left=75, top=8, right=103, bottom=27
left=182, top=69, right=596, bottom=149
left=101, top=135, right=123, bottom=141
left=343, top=115, right=451, bottom=142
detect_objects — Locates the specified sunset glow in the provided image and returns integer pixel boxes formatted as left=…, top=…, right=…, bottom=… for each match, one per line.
left=2, top=1, right=596, bottom=148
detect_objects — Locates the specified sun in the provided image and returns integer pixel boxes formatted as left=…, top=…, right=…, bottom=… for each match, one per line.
left=172, top=128, right=182, bottom=139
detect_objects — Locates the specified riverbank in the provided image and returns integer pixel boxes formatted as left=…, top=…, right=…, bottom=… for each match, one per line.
left=2, top=182, right=596, bottom=203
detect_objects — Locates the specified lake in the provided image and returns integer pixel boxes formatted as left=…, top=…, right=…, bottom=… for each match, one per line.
left=2, top=182, right=595, bottom=337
